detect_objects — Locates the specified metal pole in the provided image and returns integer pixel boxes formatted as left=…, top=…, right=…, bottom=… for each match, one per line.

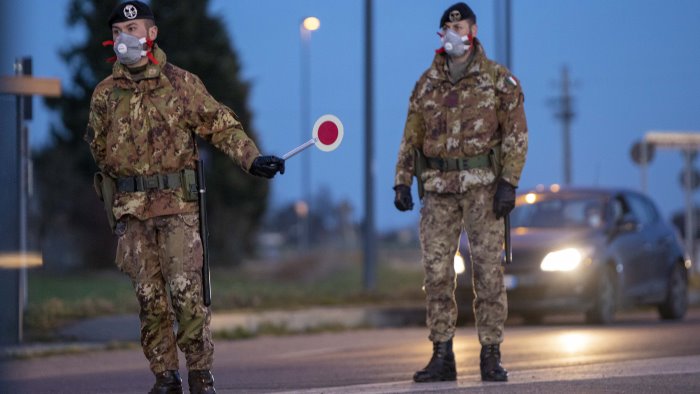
left=15, top=57, right=27, bottom=343
left=683, top=150, right=694, bottom=264
left=0, top=94, right=20, bottom=346
left=641, top=139, right=648, bottom=193
left=505, top=0, right=512, bottom=70
left=494, top=0, right=512, bottom=70
left=300, top=26, right=311, bottom=250
left=363, top=0, right=377, bottom=291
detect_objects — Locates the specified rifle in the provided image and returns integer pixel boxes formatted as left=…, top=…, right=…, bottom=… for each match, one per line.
left=504, top=213, right=512, bottom=265
left=196, top=160, right=212, bottom=306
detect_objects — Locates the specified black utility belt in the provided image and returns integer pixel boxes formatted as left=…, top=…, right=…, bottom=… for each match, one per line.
left=117, top=170, right=195, bottom=193
left=426, top=154, right=490, bottom=172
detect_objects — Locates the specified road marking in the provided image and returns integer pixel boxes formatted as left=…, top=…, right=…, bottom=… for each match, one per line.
left=267, top=355, right=700, bottom=394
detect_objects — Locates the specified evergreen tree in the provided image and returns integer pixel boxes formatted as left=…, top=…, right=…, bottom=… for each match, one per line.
left=38, top=0, right=269, bottom=269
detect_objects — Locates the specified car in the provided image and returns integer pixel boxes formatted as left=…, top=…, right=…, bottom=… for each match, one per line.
left=455, top=186, right=691, bottom=324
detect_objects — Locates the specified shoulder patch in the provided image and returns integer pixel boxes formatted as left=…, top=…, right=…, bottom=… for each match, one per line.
left=506, top=75, right=519, bottom=87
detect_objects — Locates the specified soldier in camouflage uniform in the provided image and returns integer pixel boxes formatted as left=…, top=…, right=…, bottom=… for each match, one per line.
left=85, top=2, right=285, bottom=393
left=393, top=3, right=527, bottom=383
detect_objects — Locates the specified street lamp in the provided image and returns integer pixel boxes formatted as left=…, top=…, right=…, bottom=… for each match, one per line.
left=299, top=16, right=320, bottom=250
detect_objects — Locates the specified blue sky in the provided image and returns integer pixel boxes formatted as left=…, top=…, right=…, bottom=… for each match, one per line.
left=3, top=0, right=700, bottom=232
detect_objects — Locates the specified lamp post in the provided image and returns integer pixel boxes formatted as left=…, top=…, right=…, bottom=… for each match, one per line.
left=299, top=16, right=319, bottom=250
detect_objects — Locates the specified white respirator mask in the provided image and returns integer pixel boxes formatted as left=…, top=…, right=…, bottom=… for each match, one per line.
left=440, top=29, right=472, bottom=57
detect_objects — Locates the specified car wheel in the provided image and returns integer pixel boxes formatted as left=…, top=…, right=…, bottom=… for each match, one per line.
left=657, top=263, right=688, bottom=320
left=586, top=266, right=616, bottom=324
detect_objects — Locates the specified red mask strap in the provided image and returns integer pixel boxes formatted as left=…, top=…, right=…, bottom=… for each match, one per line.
left=102, top=40, right=116, bottom=62
left=147, top=52, right=159, bottom=65
left=145, top=38, right=159, bottom=65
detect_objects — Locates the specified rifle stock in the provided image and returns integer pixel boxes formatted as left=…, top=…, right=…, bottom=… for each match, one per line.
left=504, top=213, right=512, bottom=265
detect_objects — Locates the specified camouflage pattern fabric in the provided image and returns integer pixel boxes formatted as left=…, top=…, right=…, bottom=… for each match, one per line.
left=420, top=187, right=507, bottom=345
left=394, top=38, right=528, bottom=191
left=115, top=213, right=213, bottom=373
left=85, top=46, right=261, bottom=221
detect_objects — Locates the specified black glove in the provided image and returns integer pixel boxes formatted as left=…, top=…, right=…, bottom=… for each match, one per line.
left=394, top=185, right=414, bottom=212
left=249, top=156, right=285, bottom=179
left=493, top=179, right=516, bottom=219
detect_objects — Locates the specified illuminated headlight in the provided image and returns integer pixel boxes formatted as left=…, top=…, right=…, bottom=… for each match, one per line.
left=540, top=248, right=583, bottom=272
left=454, top=252, right=466, bottom=275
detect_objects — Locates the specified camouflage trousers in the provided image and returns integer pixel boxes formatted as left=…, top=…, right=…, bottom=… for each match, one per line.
left=114, top=213, right=213, bottom=374
left=420, top=185, right=507, bottom=345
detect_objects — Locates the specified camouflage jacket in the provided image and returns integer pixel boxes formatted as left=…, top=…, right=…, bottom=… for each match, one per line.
left=394, top=40, right=528, bottom=193
left=86, top=47, right=261, bottom=220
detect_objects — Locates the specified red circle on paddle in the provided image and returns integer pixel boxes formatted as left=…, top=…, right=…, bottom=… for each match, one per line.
left=312, top=114, right=343, bottom=152
left=318, top=121, right=339, bottom=145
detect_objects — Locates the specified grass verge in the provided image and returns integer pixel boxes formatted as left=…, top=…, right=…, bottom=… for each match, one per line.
left=25, top=250, right=424, bottom=340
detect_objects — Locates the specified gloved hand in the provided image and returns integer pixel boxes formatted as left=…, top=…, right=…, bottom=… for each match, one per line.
left=394, top=185, right=414, bottom=211
left=249, top=156, right=285, bottom=179
left=493, top=179, right=516, bottom=219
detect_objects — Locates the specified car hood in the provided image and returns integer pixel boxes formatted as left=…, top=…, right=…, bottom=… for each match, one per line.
left=512, top=227, right=598, bottom=249
left=510, top=227, right=602, bottom=270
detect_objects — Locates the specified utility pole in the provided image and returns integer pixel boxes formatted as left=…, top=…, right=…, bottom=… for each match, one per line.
left=362, top=0, right=377, bottom=291
left=551, top=66, right=575, bottom=185
left=494, top=0, right=512, bottom=70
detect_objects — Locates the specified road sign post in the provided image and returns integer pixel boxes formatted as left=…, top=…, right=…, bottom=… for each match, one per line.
left=635, top=131, right=700, bottom=274
left=0, top=59, right=60, bottom=344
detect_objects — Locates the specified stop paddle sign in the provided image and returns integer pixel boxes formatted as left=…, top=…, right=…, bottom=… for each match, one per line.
left=312, top=114, right=343, bottom=152
left=282, top=114, right=344, bottom=160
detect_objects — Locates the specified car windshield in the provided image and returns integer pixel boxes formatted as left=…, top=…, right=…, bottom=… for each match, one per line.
left=511, top=193, right=606, bottom=229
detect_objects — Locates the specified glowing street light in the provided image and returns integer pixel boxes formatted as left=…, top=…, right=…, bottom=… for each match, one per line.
left=302, top=16, right=320, bottom=32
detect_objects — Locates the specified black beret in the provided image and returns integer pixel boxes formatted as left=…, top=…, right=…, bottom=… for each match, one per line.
left=440, top=2, right=477, bottom=28
left=108, top=1, right=155, bottom=28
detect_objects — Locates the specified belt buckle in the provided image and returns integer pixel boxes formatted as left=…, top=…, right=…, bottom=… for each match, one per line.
left=144, top=176, right=159, bottom=190
left=135, top=177, right=145, bottom=191
left=118, top=177, right=135, bottom=192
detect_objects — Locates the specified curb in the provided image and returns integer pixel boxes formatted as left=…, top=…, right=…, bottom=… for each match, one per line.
left=4, top=288, right=700, bottom=359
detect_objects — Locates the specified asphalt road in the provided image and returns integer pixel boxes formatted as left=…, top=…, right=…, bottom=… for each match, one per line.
left=2, top=308, right=700, bottom=393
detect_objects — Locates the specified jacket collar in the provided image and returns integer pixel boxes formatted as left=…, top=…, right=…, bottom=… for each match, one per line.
left=112, top=46, right=167, bottom=82
left=427, top=38, right=486, bottom=82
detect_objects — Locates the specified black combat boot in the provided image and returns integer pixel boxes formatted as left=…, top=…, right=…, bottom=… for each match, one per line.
left=188, top=370, right=216, bottom=394
left=149, top=370, right=183, bottom=394
left=480, top=344, right=508, bottom=382
left=413, top=339, right=457, bottom=382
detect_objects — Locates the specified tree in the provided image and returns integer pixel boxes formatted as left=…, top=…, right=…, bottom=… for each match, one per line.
left=38, top=0, right=269, bottom=269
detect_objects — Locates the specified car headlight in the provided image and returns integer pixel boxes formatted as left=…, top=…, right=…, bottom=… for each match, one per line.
left=540, top=248, right=584, bottom=272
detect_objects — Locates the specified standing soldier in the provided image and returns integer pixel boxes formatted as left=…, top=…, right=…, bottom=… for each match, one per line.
left=85, top=2, right=285, bottom=393
left=393, top=2, right=527, bottom=383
